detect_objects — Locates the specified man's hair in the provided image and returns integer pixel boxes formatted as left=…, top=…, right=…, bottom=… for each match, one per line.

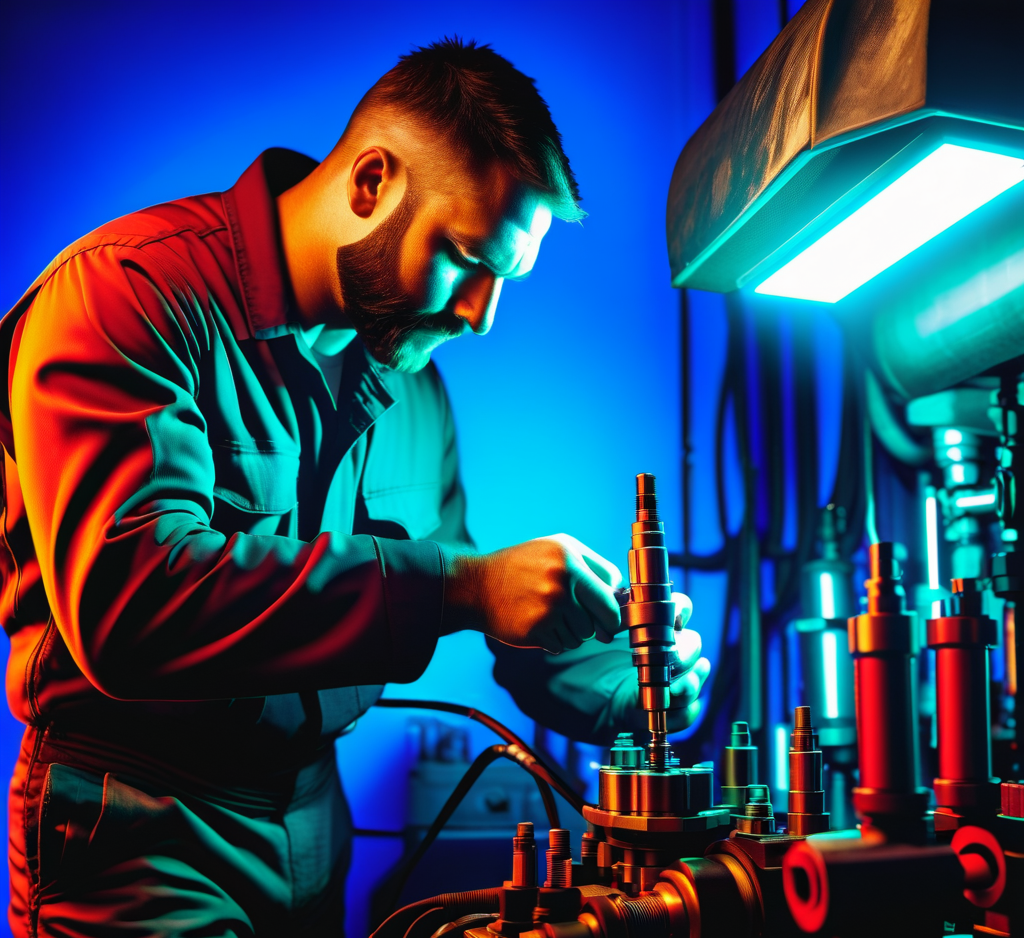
left=352, top=37, right=584, bottom=221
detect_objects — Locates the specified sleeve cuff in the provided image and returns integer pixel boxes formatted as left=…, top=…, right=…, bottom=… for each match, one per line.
left=373, top=537, right=444, bottom=683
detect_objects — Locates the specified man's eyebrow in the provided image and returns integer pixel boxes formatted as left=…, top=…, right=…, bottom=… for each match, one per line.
left=451, top=238, right=519, bottom=278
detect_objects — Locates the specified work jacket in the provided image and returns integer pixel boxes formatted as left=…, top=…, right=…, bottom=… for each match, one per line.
left=0, top=149, right=637, bottom=798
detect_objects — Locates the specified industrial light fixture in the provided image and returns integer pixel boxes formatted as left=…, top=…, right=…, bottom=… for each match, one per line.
left=755, top=144, right=1024, bottom=303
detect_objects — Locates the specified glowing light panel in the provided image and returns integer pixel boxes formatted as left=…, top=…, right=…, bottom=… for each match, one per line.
left=956, top=492, right=997, bottom=508
left=775, top=724, right=789, bottom=794
left=822, top=630, right=839, bottom=720
left=819, top=572, right=836, bottom=619
left=943, top=429, right=963, bottom=445
left=755, top=144, right=1024, bottom=303
left=926, top=494, right=940, bottom=590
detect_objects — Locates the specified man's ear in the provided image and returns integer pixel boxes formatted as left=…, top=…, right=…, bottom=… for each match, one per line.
left=348, top=148, right=389, bottom=219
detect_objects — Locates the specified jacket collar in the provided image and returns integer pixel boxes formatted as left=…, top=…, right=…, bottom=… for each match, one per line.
left=222, top=149, right=397, bottom=421
left=221, top=148, right=318, bottom=340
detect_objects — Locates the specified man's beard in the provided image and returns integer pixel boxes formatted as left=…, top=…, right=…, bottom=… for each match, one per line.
left=336, top=193, right=465, bottom=371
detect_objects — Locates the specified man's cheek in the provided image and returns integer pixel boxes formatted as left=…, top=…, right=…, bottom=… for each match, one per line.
left=418, top=260, right=460, bottom=313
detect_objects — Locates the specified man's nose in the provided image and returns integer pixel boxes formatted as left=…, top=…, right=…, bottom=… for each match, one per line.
left=453, top=270, right=503, bottom=335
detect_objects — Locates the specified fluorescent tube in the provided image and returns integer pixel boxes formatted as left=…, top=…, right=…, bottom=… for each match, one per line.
left=755, top=144, right=1024, bottom=303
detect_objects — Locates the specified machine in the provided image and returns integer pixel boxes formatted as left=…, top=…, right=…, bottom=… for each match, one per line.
left=369, top=475, right=1021, bottom=938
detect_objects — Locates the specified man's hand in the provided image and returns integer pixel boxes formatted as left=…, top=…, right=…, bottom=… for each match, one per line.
left=610, top=591, right=710, bottom=734
left=442, top=534, right=623, bottom=653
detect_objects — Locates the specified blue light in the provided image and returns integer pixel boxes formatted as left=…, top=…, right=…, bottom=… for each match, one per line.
left=822, top=630, right=839, bottom=720
left=755, top=144, right=1024, bottom=303
left=956, top=492, right=997, bottom=509
left=819, top=572, right=836, bottom=619
left=926, top=494, right=940, bottom=590
left=775, top=724, right=789, bottom=794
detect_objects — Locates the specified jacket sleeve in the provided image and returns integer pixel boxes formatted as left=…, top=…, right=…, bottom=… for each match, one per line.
left=9, top=244, right=442, bottom=701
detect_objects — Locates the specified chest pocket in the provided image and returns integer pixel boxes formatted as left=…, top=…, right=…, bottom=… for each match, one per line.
left=361, top=416, right=443, bottom=541
left=212, top=439, right=299, bottom=514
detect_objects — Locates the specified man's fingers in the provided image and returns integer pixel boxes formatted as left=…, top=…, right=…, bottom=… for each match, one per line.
left=552, top=533, right=622, bottom=588
left=670, top=656, right=710, bottom=700
left=554, top=616, right=584, bottom=651
left=572, top=566, right=621, bottom=635
left=667, top=699, right=702, bottom=733
left=673, top=629, right=703, bottom=670
left=578, top=545, right=623, bottom=589
left=672, top=592, right=693, bottom=629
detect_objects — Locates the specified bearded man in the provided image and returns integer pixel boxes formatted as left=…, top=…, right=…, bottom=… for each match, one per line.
left=0, top=39, right=709, bottom=937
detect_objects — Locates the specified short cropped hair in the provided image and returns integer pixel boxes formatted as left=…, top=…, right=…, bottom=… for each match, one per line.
left=353, top=38, right=584, bottom=221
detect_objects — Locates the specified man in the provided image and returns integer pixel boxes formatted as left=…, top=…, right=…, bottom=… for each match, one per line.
left=0, top=39, right=709, bottom=936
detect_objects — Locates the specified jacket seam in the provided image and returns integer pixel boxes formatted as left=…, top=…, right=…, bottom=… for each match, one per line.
left=24, top=722, right=48, bottom=938
left=29, top=225, right=228, bottom=298
left=220, top=190, right=259, bottom=332
left=25, top=617, right=56, bottom=725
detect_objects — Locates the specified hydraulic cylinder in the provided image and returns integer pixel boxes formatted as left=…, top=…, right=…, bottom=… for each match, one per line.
left=926, top=578, right=1000, bottom=822
left=848, top=542, right=929, bottom=841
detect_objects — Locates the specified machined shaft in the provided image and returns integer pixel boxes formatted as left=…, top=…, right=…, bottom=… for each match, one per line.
left=624, top=473, right=677, bottom=770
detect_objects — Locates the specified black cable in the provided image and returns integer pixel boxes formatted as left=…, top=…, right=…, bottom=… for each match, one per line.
left=833, top=344, right=867, bottom=560
left=374, top=698, right=584, bottom=812
left=758, top=315, right=786, bottom=560
left=380, top=744, right=562, bottom=914
left=681, top=288, right=693, bottom=594
left=376, top=698, right=531, bottom=750
left=370, top=889, right=501, bottom=938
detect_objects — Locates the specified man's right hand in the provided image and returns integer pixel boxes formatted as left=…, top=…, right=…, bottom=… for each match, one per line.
left=441, top=534, right=623, bottom=653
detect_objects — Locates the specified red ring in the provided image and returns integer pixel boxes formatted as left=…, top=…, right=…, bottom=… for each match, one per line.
left=951, top=825, right=1006, bottom=908
left=783, top=840, right=830, bottom=933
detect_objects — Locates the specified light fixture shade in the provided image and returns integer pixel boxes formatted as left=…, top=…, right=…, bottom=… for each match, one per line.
left=666, top=0, right=1024, bottom=399
left=667, top=0, right=1024, bottom=293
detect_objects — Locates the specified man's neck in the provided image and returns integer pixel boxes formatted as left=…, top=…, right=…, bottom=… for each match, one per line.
left=277, top=163, right=350, bottom=332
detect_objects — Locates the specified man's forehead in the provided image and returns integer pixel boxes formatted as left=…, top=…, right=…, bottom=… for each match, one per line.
left=448, top=186, right=553, bottom=278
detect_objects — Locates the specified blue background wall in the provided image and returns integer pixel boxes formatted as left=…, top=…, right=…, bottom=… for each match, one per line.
left=0, top=2, right=809, bottom=934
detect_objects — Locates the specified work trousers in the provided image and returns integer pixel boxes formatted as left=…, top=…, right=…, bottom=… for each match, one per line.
left=9, top=725, right=351, bottom=937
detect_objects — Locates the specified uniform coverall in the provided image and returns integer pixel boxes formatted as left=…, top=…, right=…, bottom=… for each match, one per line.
left=0, top=148, right=654, bottom=937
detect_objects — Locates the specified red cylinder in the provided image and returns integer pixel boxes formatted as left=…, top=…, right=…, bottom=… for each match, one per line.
left=847, top=543, right=929, bottom=838
left=926, top=579, right=1000, bottom=817
left=854, top=655, right=917, bottom=793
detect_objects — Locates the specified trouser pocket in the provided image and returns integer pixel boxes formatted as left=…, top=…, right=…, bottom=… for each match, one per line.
left=36, top=763, right=105, bottom=900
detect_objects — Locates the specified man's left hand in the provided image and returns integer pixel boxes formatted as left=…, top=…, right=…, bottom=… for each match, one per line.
left=487, top=591, right=712, bottom=745
left=610, top=591, right=710, bottom=735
